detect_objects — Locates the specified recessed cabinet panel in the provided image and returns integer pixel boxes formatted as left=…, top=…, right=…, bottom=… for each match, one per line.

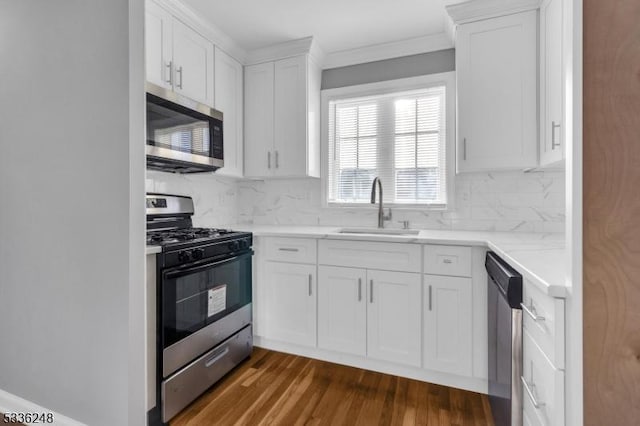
left=263, top=262, right=316, bottom=347
left=214, top=47, right=244, bottom=177
left=318, top=240, right=421, bottom=273
left=318, top=266, right=367, bottom=356
left=423, top=275, right=473, bottom=376
left=145, top=1, right=172, bottom=89
left=457, top=11, right=538, bottom=171
left=172, top=19, right=214, bottom=107
left=367, top=270, right=421, bottom=367
left=244, top=62, right=275, bottom=178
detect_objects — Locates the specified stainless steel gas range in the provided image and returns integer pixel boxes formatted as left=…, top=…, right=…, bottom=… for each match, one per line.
left=146, top=193, right=253, bottom=425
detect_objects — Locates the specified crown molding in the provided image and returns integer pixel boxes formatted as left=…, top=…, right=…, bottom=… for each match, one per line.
left=322, top=32, right=453, bottom=70
left=152, top=0, right=248, bottom=63
left=244, top=36, right=325, bottom=66
left=446, top=0, right=541, bottom=24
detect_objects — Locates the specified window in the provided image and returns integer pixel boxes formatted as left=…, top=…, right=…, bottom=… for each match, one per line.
left=324, top=74, right=453, bottom=208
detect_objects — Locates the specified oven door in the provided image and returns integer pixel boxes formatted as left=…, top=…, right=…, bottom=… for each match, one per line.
left=161, top=250, right=252, bottom=377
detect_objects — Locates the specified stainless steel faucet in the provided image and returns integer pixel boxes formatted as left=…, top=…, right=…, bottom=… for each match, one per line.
left=370, top=177, right=392, bottom=228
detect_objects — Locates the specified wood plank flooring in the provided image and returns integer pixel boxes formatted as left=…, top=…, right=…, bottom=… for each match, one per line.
left=171, top=348, right=494, bottom=426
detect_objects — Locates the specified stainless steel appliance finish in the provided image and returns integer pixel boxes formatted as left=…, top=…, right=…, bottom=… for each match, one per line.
left=486, top=251, right=523, bottom=426
left=146, top=82, right=224, bottom=173
left=147, top=193, right=253, bottom=425
left=163, top=304, right=252, bottom=377
left=162, top=325, right=253, bottom=423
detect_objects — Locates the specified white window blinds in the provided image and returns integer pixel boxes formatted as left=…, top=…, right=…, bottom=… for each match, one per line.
left=327, top=86, right=448, bottom=206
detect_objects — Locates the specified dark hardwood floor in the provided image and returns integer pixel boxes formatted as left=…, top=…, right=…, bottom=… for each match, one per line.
left=171, top=348, right=494, bottom=426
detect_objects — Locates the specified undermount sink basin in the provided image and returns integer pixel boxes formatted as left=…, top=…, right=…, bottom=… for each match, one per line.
left=337, top=228, right=420, bottom=236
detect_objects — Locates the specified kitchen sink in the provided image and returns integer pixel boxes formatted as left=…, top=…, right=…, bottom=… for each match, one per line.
left=337, top=228, right=421, bottom=236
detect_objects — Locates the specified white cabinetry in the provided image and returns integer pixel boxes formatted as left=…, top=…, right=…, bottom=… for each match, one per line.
left=214, top=47, right=244, bottom=177
left=145, top=1, right=214, bottom=106
left=318, top=266, right=367, bottom=356
left=540, top=0, right=565, bottom=166
left=244, top=55, right=321, bottom=178
left=367, top=269, right=422, bottom=367
left=263, top=262, right=316, bottom=347
left=423, top=274, right=473, bottom=376
left=522, top=278, right=566, bottom=425
left=456, top=11, right=538, bottom=172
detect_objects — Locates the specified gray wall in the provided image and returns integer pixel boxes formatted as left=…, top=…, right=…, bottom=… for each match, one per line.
left=0, top=1, right=143, bottom=424
left=321, top=49, right=455, bottom=90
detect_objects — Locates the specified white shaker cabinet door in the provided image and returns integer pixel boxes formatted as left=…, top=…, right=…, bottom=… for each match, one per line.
left=214, top=47, right=244, bottom=177
left=366, top=270, right=421, bottom=367
left=244, top=62, right=275, bottom=178
left=145, top=1, right=173, bottom=89
left=318, top=266, right=367, bottom=356
left=423, top=274, right=473, bottom=377
left=172, top=19, right=214, bottom=107
left=456, top=11, right=538, bottom=172
left=263, top=262, right=317, bottom=348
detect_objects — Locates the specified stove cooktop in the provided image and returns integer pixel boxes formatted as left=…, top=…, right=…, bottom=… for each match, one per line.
left=146, top=227, right=241, bottom=246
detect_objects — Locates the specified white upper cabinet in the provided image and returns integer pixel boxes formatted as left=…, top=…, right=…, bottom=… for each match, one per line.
left=145, top=1, right=172, bottom=89
left=540, top=0, right=565, bottom=166
left=214, top=47, right=244, bottom=177
left=244, top=62, right=275, bottom=178
left=145, top=1, right=214, bottom=107
left=456, top=11, right=538, bottom=172
left=244, top=55, right=321, bottom=178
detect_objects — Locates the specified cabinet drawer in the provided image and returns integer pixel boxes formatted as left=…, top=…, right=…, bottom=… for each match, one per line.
left=318, top=240, right=421, bottom=273
left=263, top=237, right=317, bottom=264
left=523, top=330, right=565, bottom=426
left=423, top=245, right=472, bottom=277
left=522, top=279, right=565, bottom=369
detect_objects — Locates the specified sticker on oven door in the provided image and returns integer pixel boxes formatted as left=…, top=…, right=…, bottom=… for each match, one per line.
left=208, top=285, right=227, bottom=317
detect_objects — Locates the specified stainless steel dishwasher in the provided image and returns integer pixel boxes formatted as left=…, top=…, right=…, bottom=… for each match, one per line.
left=486, top=252, right=523, bottom=426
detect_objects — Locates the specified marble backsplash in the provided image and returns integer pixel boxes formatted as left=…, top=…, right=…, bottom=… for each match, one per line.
left=146, top=170, right=239, bottom=228
left=146, top=170, right=565, bottom=233
left=236, top=171, right=566, bottom=233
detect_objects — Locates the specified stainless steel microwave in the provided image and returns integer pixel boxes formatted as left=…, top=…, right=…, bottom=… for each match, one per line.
left=146, top=82, right=223, bottom=173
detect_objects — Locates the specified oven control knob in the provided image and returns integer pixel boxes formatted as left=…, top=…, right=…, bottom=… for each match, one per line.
left=240, top=239, right=249, bottom=249
left=178, top=250, right=192, bottom=262
left=229, top=240, right=240, bottom=251
left=193, top=248, right=205, bottom=260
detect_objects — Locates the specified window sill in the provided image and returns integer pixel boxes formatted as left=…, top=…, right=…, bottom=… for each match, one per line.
left=324, top=203, right=448, bottom=212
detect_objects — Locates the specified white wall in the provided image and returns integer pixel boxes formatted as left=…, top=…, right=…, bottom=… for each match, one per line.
left=237, top=171, right=565, bottom=233
left=0, top=1, right=144, bottom=424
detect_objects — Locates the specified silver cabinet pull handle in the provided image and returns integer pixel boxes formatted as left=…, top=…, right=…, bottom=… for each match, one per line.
left=176, top=66, right=183, bottom=89
left=521, top=303, right=545, bottom=322
left=463, top=138, right=467, bottom=160
left=429, top=285, right=433, bottom=311
left=551, top=121, right=562, bottom=149
left=165, top=61, right=173, bottom=85
left=358, top=278, right=362, bottom=301
left=267, top=151, right=271, bottom=169
left=275, top=151, right=279, bottom=168
left=205, top=347, right=229, bottom=368
left=521, top=376, right=545, bottom=408
left=278, top=247, right=299, bottom=252
left=369, top=280, right=373, bottom=303
left=443, top=258, right=453, bottom=264
left=308, top=274, right=312, bottom=296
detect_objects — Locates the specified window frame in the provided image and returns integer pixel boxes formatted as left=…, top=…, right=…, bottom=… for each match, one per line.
left=321, top=72, right=456, bottom=210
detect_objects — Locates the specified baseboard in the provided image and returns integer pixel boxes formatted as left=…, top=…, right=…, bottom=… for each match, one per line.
left=0, top=388, right=85, bottom=426
left=254, top=336, right=488, bottom=395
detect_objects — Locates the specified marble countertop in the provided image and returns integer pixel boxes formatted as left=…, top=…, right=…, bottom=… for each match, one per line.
left=232, top=225, right=568, bottom=298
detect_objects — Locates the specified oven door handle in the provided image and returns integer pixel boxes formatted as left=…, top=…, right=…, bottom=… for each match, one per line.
left=164, top=250, right=253, bottom=280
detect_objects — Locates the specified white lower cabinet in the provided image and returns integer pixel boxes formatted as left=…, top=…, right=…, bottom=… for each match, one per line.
left=263, top=261, right=317, bottom=347
left=423, top=274, right=473, bottom=376
left=318, top=266, right=367, bottom=356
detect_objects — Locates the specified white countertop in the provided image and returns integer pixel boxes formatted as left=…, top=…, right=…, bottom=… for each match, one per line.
left=146, top=246, right=162, bottom=255
left=231, top=225, right=568, bottom=298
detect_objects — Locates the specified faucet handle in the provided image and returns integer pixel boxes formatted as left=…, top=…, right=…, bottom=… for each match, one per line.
left=397, top=220, right=410, bottom=230
left=384, top=208, right=392, bottom=221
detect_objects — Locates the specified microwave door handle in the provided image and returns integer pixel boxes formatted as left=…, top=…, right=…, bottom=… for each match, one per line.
left=164, top=250, right=253, bottom=280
